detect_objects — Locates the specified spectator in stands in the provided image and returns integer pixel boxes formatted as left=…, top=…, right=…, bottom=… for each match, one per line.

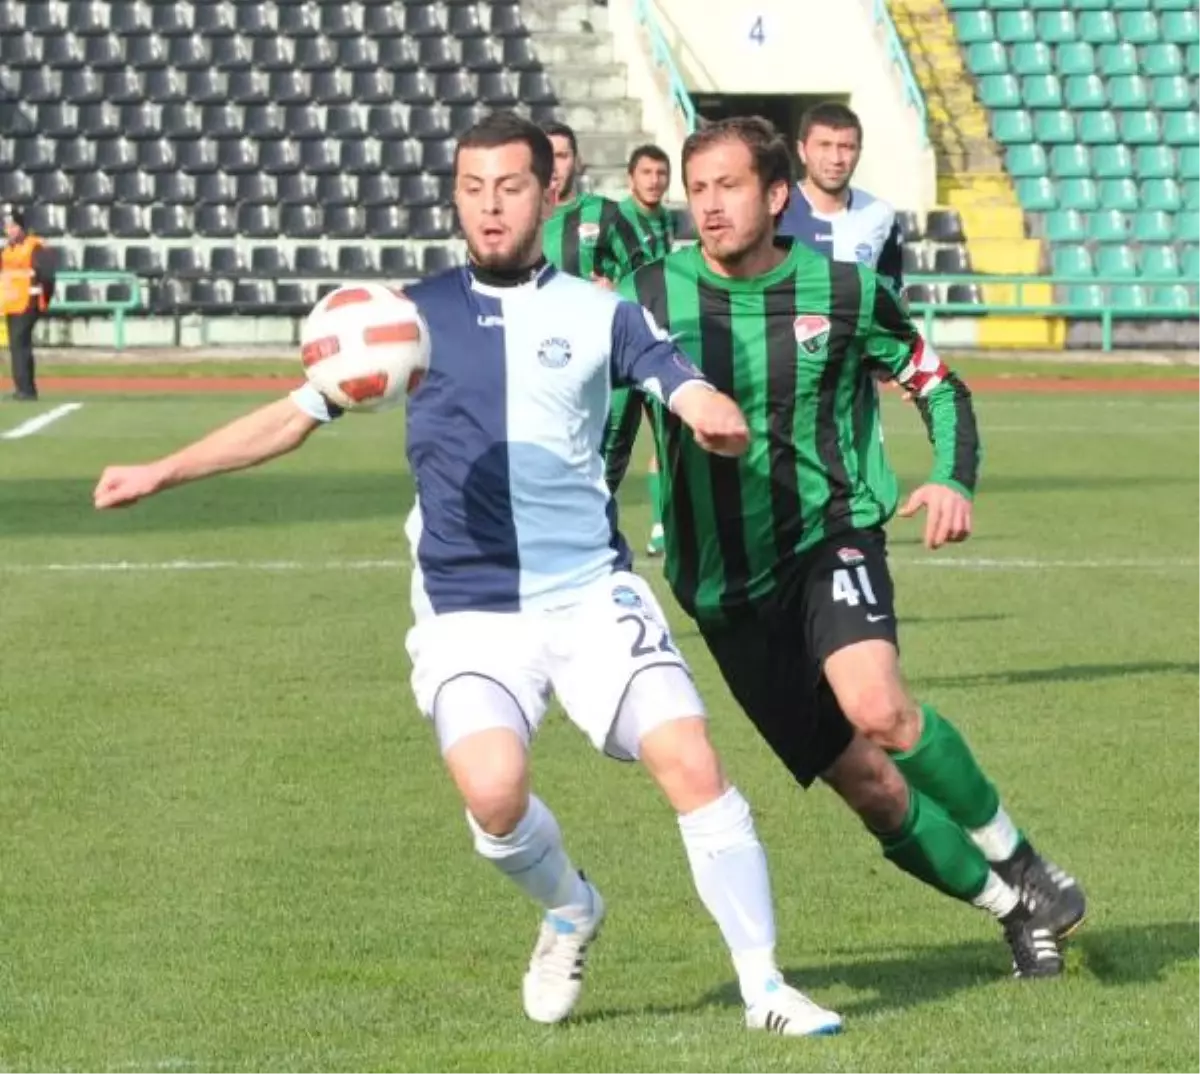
left=1, top=206, right=57, bottom=402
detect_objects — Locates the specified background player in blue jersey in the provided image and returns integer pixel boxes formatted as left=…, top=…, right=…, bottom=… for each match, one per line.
left=92, top=113, right=843, bottom=1038
left=777, top=102, right=904, bottom=294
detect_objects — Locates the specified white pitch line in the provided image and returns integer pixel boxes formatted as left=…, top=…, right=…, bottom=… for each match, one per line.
left=0, top=401, right=83, bottom=440
left=0, top=556, right=1194, bottom=576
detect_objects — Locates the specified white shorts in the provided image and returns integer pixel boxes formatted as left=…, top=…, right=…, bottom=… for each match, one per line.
left=406, top=571, right=704, bottom=760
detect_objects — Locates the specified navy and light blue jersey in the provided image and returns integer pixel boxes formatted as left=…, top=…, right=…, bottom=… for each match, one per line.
left=777, top=184, right=904, bottom=293
left=292, top=264, right=708, bottom=620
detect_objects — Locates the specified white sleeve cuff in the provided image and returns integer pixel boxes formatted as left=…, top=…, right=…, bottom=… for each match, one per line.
left=666, top=379, right=715, bottom=412
left=289, top=382, right=337, bottom=423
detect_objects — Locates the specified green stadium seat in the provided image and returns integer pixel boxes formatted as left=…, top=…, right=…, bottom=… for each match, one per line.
left=1051, top=145, right=1092, bottom=178
left=1185, top=182, right=1200, bottom=210
left=1140, top=245, right=1181, bottom=278
left=1096, top=245, right=1140, bottom=278
left=1187, top=43, right=1199, bottom=77
left=1174, top=210, right=1199, bottom=242
left=1016, top=176, right=1059, bottom=210
left=1078, top=110, right=1118, bottom=144
left=1154, top=0, right=1197, bottom=11
left=1059, top=176, right=1101, bottom=210
left=1065, top=74, right=1108, bottom=109
left=1035, top=109, right=1077, bottom=143
left=1120, top=111, right=1161, bottom=145
left=1153, top=76, right=1194, bottom=111
left=983, top=0, right=1026, bottom=7
left=1163, top=111, right=1199, bottom=146
left=1161, top=10, right=1198, bottom=42
left=1152, top=286, right=1194, bottom=312
left=1046, top=208, right=1087, bottom=241
left=1037, top=11, right=1078, bottom=42
left=1007, top=143, right=1050, bottom=177
left=968, top=42, right=1009, bottom=75
left=1135, top=145, right=1178, bottom=179
left=1182, top=246, right=1200, bottom=278
left=1112, top=0, right=1153, bottom=8
left=996, top=11, right=1037, bottom=41
left=1056, top=42, right=1096, bottom=75
left=1108, top=75, right=1150, bottom=109
left=945, top=0, right=985, bottom=8
left=1022, top=74, right=1064, bottom=107
left=993, top=109, right=1034, bottom=143
left=1142, top=43, right=1183, bottom=76
left=953, top=11, right=994, bottom=42
left=1109, top=284, right=1149, bottom=308
left=1117, top=10, right=1161, bottom=43
left=1078, top=11, right=1118, bottom=42
left=1093, top=145, right=1134, bottom=178
left=1067, top=284, right=1106, bottom=310
left=1141, top=178, right=1183, bottom=211
left=1011, top=41, right=1052, bottom=75
left=1099, top=178, right=1140, bottom=210
left=1069, top=0, right=1111, bottom=9
left=1088, top=209, right=1131, bottom=242
left=1052, top=245, right=1095, bottom=277
left=979, top=74, right=1021, bottom=109
left=1133, top=209, right=1175, bottom=242
left=1097, top=43, right=1139, bottom=76
left=1180, top=146, right=1200, bottom=181
left=1027, top=0, right=1065, bottom=8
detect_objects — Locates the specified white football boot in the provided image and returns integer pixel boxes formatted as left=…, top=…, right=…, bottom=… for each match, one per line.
left=744, top=976, right=843, bottom=1037
left=522, top=877, right=606, bottom=1024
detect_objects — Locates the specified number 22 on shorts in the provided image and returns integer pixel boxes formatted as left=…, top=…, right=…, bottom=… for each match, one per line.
left=618, top=613, right=677, bottom=659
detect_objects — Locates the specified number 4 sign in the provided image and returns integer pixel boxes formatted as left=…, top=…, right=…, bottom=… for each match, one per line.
left=749, top=15, right=765, bottom=44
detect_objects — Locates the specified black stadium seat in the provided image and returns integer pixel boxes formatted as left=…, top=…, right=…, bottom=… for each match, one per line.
left=110, top=203, right=150, bottom=238
left=76, top=171, right=115, bottom=203
left=166, top=246, right=206, bottom=276
left=196, top=172, right=237, bottom=205
left=381, top=246, right=421, bottom=277
left=338, top=246, right=380, bottom=277
left=317, top=173, right=359, bottom=206
left=294, top=245, right=333, bottom=275
left=124, top=244, right=165, bottom=276
left=368, top=205, right=411, bottom=239
left=211, top=246, right=249, bottom=276
left=115, top=171, right=155, bottom=204
left=251, top=246, right=292, bottom=276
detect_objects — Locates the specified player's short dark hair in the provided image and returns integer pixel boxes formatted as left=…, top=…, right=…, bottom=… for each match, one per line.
left=681, top=116, right=793, bottom=190
left=456, top=111, right=555, bottom=188
left=627, top=143, right=671, bottom=175
left=540, top=120, right=579, bottom=156
left=798, top=101, right=863, bottom=145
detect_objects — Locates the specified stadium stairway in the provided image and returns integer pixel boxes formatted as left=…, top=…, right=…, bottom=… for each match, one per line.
left=519, top=0, right=653, bottom=195
left=887, top=0, right=1064, bottom=347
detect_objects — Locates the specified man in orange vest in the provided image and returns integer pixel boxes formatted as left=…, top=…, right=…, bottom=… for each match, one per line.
left=2, top=206, right=57, bottom=401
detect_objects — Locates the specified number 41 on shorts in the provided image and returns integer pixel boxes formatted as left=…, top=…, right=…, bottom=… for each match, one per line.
left=831, top=565, right=878, bottom=608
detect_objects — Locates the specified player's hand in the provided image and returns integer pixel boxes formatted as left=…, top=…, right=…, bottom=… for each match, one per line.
left=674, top=387, right=749, bottom=457
left=93, top=463, right=167, bottom=509
left=870, top=367, right=916, bottom=403
left=899, top=483, right=972, bottom=550
left=591, top=274, right=615, bottom=291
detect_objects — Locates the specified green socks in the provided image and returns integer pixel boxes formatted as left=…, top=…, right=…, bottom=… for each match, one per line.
left=647, top=470, right=662, bottom=526
left=891, top=704, right=1002, bottom=832
left=879, top=788, right=990, bottom=902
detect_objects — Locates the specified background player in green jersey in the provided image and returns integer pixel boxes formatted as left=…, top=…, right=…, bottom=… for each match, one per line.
left=608, top=117, right=1085, bottom=980
left=540, top=121, right=647, bottom=284
left=618, top=143, right=676, bottom=557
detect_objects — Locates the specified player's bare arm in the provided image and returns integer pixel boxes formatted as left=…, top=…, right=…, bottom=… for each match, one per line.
left=93, top=396, right=321, bottom=509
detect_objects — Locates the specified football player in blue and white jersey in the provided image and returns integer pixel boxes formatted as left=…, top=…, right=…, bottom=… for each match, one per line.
left=777, top=101, right=904, bottom=293
left=92, top=113, right=843, bottom=1038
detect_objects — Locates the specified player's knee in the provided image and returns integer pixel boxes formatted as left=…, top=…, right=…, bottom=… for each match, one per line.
left=640, top=717, right=727, bottom=813
left=460, top=768, right=528, bottom=837
left=841, top=686, right=920, bottom=752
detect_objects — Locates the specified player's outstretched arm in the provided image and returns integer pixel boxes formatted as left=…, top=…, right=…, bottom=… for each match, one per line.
left=669, top=383, right=749, bottom=458
left=861, top=276, right=981, bottom=550
left=94, top=396, right=321, bottom=509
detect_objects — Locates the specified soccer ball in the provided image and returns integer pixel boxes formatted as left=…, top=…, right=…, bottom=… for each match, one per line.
left=300, top=283, right=431, bottom=412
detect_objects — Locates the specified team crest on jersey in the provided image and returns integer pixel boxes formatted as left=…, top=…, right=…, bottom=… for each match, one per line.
left=854, top=242, right=875, bottom=263
left=537, top=337, right=572, bottom=369
left=611, top=585, right=643, bottom=609
left=836, top=547, right=865, bottom=566
left=577, top=222, right=601, bottom=245
left=794, top=315, right=831, bottom=354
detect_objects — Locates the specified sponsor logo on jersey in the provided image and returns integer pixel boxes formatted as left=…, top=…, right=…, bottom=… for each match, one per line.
left=611, top=584, right=643, bottom=609
left=836, top=547, right=865, bottom=565
left=577, top=222, right=601, bottom=244
left=794, top=315, right=831, bottom=354
left=476, top=314, right=504, bottom=328
left=854, top=242, right=875, bottom=263
left=537, top=337, right=572, bottom=369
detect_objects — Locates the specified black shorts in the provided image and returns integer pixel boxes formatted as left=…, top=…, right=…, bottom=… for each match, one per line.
left=699, top=527, right=898, bottom=787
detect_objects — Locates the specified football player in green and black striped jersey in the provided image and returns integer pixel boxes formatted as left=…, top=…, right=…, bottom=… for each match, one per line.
left=540, top=121, right=647, bottom=284
left=606, top=117, right=1085, bottom=979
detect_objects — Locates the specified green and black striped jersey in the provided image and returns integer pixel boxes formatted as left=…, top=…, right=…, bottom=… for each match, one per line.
left=542, top=192, right=648, bottom=282
left=608, top=240, right=980, bottom=625
left=618, top=197, right=674, bottom=262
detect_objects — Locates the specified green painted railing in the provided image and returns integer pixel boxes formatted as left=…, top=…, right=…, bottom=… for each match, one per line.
left=870, top=0, right=929, bottom=147
left=51, top=271, right=141, bottom=348
left=634, top=0, right=698, bottom=134
left=906, top=274, right=1199, bottom=351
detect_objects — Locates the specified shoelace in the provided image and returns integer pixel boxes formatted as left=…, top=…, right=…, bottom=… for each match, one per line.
left=531, top=921, right=589, bottom=982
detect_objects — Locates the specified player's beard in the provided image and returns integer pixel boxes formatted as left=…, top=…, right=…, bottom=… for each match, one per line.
left=467, top=221, right=543, bottom=274
left=702, top=214, right=775, bottom=275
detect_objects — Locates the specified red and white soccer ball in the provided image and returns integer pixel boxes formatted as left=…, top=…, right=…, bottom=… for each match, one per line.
left=300, top=283, right=431, bottom=412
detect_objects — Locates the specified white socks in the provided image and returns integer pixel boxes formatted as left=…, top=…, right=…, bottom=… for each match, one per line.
left=970, top=806, right=1022, bottom=863
left=469, top=795, right=591, bottom=912
left=678, top=786, right=780, bottom=1005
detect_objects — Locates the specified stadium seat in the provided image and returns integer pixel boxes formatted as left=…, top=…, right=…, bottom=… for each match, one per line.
left=1038, top=110, right=1078, bottom=144
left=237, top=204, right=279, bottom=238
left=283, top=205, right=323, bottom=238
left=926, top=210, right=966, bottom=243
left=234, top=281, right=276, bottom=313
left=1142, top=42, right=1183, bottom=76
left=1045, top=208, right=1087, bottom=242
left=1036, top=11, right=1077, bottom=43
left=359, top=173, right=402, bottom=207
left=1051, top=145, right=1092, bottom=177
left=1108, top=283, right=1149, bottom=308
left=410, top=205, right=456, bottom=240
left=1007, top=144, right=1049, bottom=177
left=997, top=11, right=1037, bottom=42
left=1096, top=42, right=1138, bottom=76
left=1183, top=246, right=1200, bottom=278
left=325, top=205, right=367, bottom=239
left=1161, top=10, right=1198, bottom=41
left=1180, top=146, right=1200, bottom=181
left=897, top=211, right=923, bottom=242
left=82, top=243, right=121, bottom=272
left=1066, top=284, right=1105, bottom=310
left=1097, top=178, right=1139, bottom=210
left=1188, top=42, right=1200, bottom=77
left=1117, top=10, right=1160, bottom=43
left=1056, top=41, right=1096, bottom=75
left=156, top=171, right=196, bottom=205
left=1064, top=74, right=1107, bottom=109
left=316, top=174, right=358, bottom=206
left=294, top=245, right=333, bottom=276
left=1017, top=176, right=1059, bottom=210
left=1088, top=209, right=1130, bottom=241
left=381, top=246, right=422, bottom=278
left=1078, top=11, right=1118, bottom=42
left=300, top=138, right=340, bottom=174
left=979, top=74, right=1021, bottom=109
left=367, top=206, right=412, bottom=239
left=364, top=4, right=403, bottom=36
left=1120, top=111, right=1161, bottom=145
left=1108, top=75, right=1150, bottom=109
left=934, top=247, right=972, bottom=274
left=251, top=246, right=292, bottom=276
left=124, top=244, right=164, bottom=276
left=1174, top=210, right=1199, bottom=242
left=901, top=245, right=928, bottom=275
left=1010, top=41, right=1050, bottom=75
left=338, top=246, right=380, bottom=278
left=382, top=137, right=424, bottom=173
left=903, top=284, right=938, bottom=306
left=1153, top=75, right=1194, bottom=111
left=1077, top=110, right=1117, bottom=144
left=1140, top=245, right=1181, bottom=278
left=1052, top=244, right=1094, bottom=277
left=1141, top=177, right=1182, bottom=211
left=490, top=3, right=528, bottom=36
left=210, top=246, right=249, bottom=277
left=1022, top=74, right=1063, bottom=107
left=993, top=110, right=1033, bottom=143
left=1153, top=285, right=1194, bottom=311
left=1096, top=244, right=1139, bottom=277
left=1136, top=146, right=1177, bottom=179
left=1092, top=145, right=1134, bottom=178
left=1133, top=210, right=1174, bottom=243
